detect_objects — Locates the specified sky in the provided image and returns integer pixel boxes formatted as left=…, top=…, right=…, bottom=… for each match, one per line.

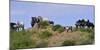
left=10, top=1, right=95, bottom=29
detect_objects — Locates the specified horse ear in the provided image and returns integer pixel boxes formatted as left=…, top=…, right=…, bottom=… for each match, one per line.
left=78, top=19, right=81, bottom=21
left=87, top=19, right=89, bottom=21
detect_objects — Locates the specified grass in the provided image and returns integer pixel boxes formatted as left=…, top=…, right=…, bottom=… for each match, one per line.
left=39, top=31, right=52, bottom=39
left=62, top=40, right=76, bottom=46
left=35, top=40, right=48, bottom=48
left=10, top=23, right=94, bottom=49
left=10, top=30, right=36, bottom=50
left=38, top=21, right=50, bottom=29
left=52, top=24, right=65, bottom=33
left=79, top=28, right=94, bottom=33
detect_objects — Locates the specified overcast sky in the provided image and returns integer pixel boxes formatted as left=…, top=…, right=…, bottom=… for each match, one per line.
left=10, top=1, right=95, bottom=29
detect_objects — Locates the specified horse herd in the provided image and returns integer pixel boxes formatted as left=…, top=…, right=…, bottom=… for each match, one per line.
left=75, top=19, right=94, bottom=29
left=31, top=16, right=54, bottom=28
left=10, top=22, right=24, bottom=32
left=10, top=16, right=54, bottom=32
left=10, top=16, right=94, bottom=32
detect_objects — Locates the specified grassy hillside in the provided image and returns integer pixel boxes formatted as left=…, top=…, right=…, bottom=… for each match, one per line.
left=10, top=22, right=94, bottom=50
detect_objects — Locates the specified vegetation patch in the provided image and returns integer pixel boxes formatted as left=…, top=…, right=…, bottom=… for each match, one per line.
left=38, top=21, right=50, bottom=29
left=10, top=22, right=94, bottom=50
left=35, top=40, right=48, bottom=48
left=62, top=40, right=76, bottom=46
left=10, top=31, right=36, bottom=50
left=39, top=31, right=52, bottom=39
left=52, top=24, right=64, bottom=33
left=79, top=28, right=93, bottom=33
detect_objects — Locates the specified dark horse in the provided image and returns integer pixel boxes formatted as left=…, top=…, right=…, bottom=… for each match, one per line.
left=86, top=20, right=94, bottom=29
left=10, top=22, right=16, bottom=29
left=31, top=16, right=43, bottom=27
left=31, top=16, right=54, bottom=27
left=75, top=19, right=85, bottom=28
left=10, top=22, right=24, bottom=32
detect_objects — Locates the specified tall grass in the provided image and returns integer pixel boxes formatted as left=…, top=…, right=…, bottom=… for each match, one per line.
left=10, top=23, right=94, bottom=49
left=39, top=31, right=52, bottom=39
left=10, top=31, right=36, bottom=50
left=62, top=40, right=76, bottom=46
left=52, top=24, right=65, bottom=33
left=79, top=28, right=94, bottom=33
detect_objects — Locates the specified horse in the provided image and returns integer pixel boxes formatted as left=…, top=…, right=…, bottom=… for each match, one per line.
left=75, top=19, right=86, bottom=29
left=86, top=21, right=94, bottom=29
left=64, top=26, right=73, bottom=32
left=10, top=22, right=16, bottom=30
left=75, top=19, right=94, bottom=29
left=10, top=22, right=24, bottom=32
left=48, top=21, right=54, bottom=25
left=31, top=16, right=43, bottom=27
left=16, top=22, right=24, bottom=32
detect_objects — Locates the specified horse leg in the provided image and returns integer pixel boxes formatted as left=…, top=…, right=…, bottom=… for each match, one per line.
left=16, top=27, right=18, bottom=32
left=79, top=25, right=81, bottom=28
left=22, top=26, right=24, bottom=30
left=75, top=25, right=78, bottom=31
left=31, top=23, right=34, bottom=27
left=18, top=28, right=19, bottom=31
left=67, top=29, right=68, bottom=32
left=71, top=28, right=73, bottom=32
left=88, top=26, right=90, bottom=29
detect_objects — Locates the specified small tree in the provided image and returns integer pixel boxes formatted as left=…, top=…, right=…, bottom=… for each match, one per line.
left=39, top=31, right=52, bottom=39
left=52, top=24, right=64, bottom=33
left=52, top=24, right=62, bottom=31
left=38, top=21, right=50, bottom=29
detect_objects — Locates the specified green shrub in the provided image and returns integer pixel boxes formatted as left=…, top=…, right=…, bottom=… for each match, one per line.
left=90, top=33, right=95, bottom=40
left=39, top=31, right=52, bottom=39
left=86, top=33, right=94, bottom=44
left=52, top=24, right=62, bottom=31
left=62, top=40, right=76, bottom=46
left=38, top=21, right=50, bottom=29
left=35, top=41, right=48, bottom=48
left=57, top=27, right=65, bottom=33
left=10, top=31, right=36, bottom=50
left=52, top=24, right=64, bottom=33
left=80, top=39, right=94, bottom=45
left=80, top=28, right=93, bottom=33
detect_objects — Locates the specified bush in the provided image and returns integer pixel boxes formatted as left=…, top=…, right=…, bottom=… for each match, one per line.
left=80, top=38, right=94, bottom=45
left=79, top=28, right=93, bottom=33
left=38, top=21, right=50, bottom=29
left=62, top=40, right=76, bottom=46
left=39, top=31, right=52, bottom=39
left=52, top=24, right=64, bottom=33
left=57, top=27, right=65, bottom=33
left=35, top=41, right=48, bottom=48
left=10, top=31, right=36, bottom=50
left=81, top=33, right=95, bottom=45
left=52, top=24, right=62, bottom=31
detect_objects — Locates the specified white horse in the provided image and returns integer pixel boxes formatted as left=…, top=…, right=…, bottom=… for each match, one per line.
left=64, top=26, right=73, bottom=32
left=14, top=22, right=24, bottom=32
